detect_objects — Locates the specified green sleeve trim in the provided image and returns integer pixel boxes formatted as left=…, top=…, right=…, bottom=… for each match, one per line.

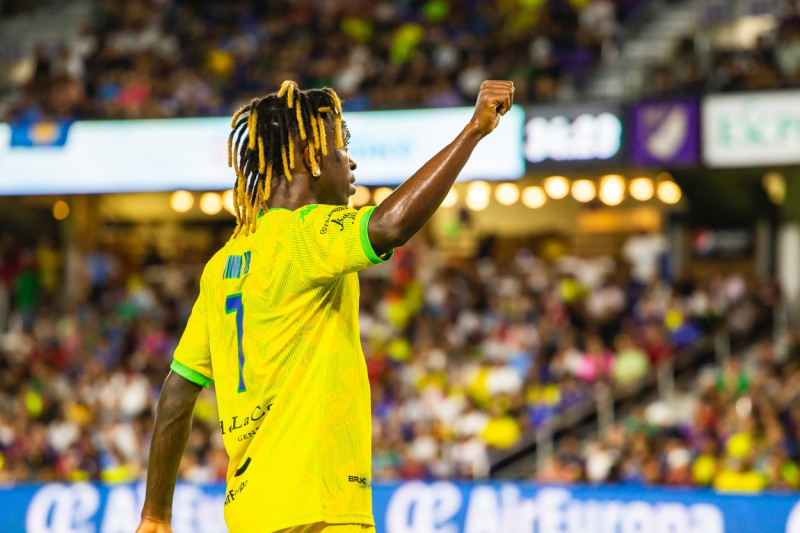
left=170, top=359, right=213, bottom=388
left=360, top=206, right=394, bottom=265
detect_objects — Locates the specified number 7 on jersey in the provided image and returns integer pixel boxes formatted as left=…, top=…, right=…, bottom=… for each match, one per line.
left=225, top=293, right=246, bottom=393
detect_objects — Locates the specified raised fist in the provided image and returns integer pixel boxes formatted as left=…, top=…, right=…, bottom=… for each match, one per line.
left=469, top=80, right=514, bottom=137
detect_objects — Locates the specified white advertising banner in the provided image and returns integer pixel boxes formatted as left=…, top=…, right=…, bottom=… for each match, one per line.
left=0, top=107, right=524, bottom=195
left=702, top=90, right=800, bottom=167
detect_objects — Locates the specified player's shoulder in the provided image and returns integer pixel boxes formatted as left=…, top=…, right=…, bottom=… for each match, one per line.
left=199, top=245, right=232, bottom=284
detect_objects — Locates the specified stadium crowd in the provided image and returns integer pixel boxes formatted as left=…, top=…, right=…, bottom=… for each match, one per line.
left=0, top=227, right=791, bottom=491
left=538, top=336, right=800, bottom=491
left=6, top=0, right=800, bottom=123
left=649, top=0, right=800, bottom=96
left=5, top=0, right=638, bottom=122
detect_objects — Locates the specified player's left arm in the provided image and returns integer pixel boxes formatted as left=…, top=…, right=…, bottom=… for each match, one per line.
left=137, top=371, right=203, bottom=532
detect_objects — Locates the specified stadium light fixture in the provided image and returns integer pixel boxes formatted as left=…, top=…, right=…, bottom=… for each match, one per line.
left=571, top=179, right=596, bottom=203
left=170, top=190, right=194, bottom=213
left=222, top=189, right=235, bottom=215
left=52, top=200, right=69, bottom=220
left=629, top=177, right=654, bottom=201
left=521, top=186, right=547, bottom=209
left=543, top=176, right=569, bottom=199
left=352, top=185, right=371, bottom=207
left=657, top=180, right=682, bottom=205
left=598, top=174, right=625, bottom=206
left=495, top=183, right=520, bottom=206
left=465, top=181, right=491, bottom=211
left=200, top=192, right=223, bottom=215
left=442, top=187, right=459, bottom=208
left=762, top=172, right=786, bottom=205
left=373, top=187, right=393, bottom=205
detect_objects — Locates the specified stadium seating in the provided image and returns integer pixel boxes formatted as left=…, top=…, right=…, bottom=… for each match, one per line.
left=2, top=0, right=800, bottom=493
left=3, top=0, right=640, bottom=121
left=0, top=232, right=789, bottom=488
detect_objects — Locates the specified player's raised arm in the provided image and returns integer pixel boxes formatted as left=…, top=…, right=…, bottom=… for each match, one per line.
left=136, top=371, right=203, bottom=533
left=367, top=80, right=514, bottom=256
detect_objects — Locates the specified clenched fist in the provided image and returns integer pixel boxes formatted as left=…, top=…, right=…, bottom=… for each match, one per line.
left=469, top=80, right=514, bottom=137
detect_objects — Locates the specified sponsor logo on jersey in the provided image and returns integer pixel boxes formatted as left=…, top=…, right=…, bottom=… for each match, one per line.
left=219, top=403, right=271, bottom=436
left=320, top=206, right=353, bottom=234
left=348, top=475, right=371, bottom=487
left=224, top=480, right=248, bottom=506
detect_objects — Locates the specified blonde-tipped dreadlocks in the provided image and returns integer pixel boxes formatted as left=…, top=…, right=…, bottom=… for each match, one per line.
left=227, top=81, right=345, bottom=237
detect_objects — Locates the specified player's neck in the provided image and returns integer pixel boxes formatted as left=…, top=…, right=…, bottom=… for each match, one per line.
left=267, top=174, right=319, bottom=211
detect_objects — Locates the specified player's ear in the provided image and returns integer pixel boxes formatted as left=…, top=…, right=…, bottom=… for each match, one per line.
left=303, top=144, right=322, bottom=180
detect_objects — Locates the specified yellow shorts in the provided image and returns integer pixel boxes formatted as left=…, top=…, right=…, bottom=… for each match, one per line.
left=275, top=523, right=376, bottom=533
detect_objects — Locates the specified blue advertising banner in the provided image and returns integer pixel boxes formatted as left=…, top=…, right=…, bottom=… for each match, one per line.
left=629, top=99, right=700, bottom=167
left=9, top=120, right=72, bottom=147
left=2, top=481, right=799, bottom=533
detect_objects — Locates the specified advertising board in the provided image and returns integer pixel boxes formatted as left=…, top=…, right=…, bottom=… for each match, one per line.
left=0, top=107, right=525, bottom=195
left=703, top=90, right=800, bottom=168
left=523, top=104, right=625, bottom=168
left=4, top=481, right=800, bottom=533
left=629, top=99, right=700, bottom=166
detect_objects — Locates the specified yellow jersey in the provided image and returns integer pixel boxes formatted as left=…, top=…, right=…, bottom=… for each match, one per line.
left=170, top=204, right=391, bottom=533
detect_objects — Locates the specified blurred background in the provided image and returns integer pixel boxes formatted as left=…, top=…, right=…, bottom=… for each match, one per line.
left=1, top=0, right=800, bottom=531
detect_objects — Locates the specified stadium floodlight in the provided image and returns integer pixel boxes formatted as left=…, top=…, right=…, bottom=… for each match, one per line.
left=442, top=188, right=459, bottom=208
left=222, top=189, right=235, bottom=215
left=465, top=181, right=491, bottom=211
left=571, top=179, right=596, bottom=203
left=543, top=176, right=569, bottom=199
left=521, top=185, right=547, bottom=209
left=373, top=187, right=393, bottom=205
left=200, top=192, right=223, bottom=215
left=657, top=180, right=682, bottom=205
left=598, top=174, right=625, bottom=206
left=629, top=177, right=654, bottom=201
left=762, top=171, right=786, bottom=205
left=52, top=200, right=69, bottom=220
left=170, top=190, right=194, bottom=213
left=495, top=183, right=520, bottom=206
left=352, top=186, right=371, bottom=207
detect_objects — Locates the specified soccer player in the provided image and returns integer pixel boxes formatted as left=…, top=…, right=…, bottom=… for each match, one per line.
left=136, top=79, right=514, bottom=533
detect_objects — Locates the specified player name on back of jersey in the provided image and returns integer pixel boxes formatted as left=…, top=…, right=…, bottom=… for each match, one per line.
left=219, top=403, right=272, bottom=439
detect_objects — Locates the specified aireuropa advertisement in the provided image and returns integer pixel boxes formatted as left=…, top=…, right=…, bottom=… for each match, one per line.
left=4, top=481, right=800, bottom=533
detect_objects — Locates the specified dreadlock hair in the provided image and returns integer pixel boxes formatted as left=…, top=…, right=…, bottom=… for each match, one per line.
left=227, top=80, right=345, bottom=237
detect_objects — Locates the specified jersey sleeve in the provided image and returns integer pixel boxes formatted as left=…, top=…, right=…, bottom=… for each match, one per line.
left=170, top=268, right=213, bottom=387
left=290, top=204, right=393, bottom=282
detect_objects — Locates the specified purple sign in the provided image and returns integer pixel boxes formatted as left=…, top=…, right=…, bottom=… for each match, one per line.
left=630, top=99, right=700, bottom=166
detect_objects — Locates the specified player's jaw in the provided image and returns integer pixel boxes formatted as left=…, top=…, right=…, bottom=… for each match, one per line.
left=314, top=164, right=356, bottom=206
left=329, top=152, right=358, bottom=206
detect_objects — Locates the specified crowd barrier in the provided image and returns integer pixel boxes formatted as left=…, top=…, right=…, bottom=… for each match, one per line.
left=3, top=480, right=800, bottom=532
